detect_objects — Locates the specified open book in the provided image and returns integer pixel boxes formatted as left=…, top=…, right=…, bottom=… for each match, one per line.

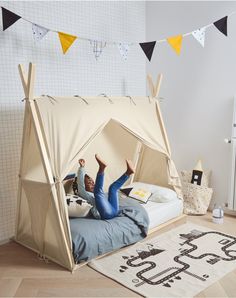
left=120, top=187, right=152, bottom=203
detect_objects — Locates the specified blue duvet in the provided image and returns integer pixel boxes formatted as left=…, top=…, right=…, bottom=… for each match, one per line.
left=70, top=197, right=149, bottom=263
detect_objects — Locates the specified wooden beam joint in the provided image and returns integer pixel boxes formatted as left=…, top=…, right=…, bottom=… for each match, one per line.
left=18, top=62, right=35, bottom=100
left=147, top=73, right=163, bottom=98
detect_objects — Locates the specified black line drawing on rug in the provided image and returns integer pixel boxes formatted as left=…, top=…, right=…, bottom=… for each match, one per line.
left=118, top=229, right=236, bottom=288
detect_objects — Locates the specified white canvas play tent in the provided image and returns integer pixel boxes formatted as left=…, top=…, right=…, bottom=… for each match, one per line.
left=15, top=63, right=182, bottom=271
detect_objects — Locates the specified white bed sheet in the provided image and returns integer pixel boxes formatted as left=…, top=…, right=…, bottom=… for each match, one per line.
left=142, top=199, right=183, bottom=230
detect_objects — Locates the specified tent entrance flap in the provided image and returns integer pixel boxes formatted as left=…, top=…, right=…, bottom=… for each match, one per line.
left=134, top=145, right=171, bottom=189
left=68, top=119, right=175, bottom=192
left=78, top=120, right=141, bottom=190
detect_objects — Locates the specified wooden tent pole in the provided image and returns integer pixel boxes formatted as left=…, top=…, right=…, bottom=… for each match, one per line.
left=16, top=63, right=37, bottom=241
left=28, top=63, right=73, bottom=269
left=18, top=62, right=36, bottom=99
left=147, top=73, right=171, bottom=156
left=147, top=74, right=155, bottom=98
left=17, top=63, right=74, bottom=270
left=130, top=141, right=142, bottom=184
left=15, top=64, right=29, bottom=241
left=18, top=64, right=28, bottom=97
left=147, top=73, right=163, bottom=98
left=16, top=63, right=39, bottom=241
left=155, top=73, right=163, bottom=98
left=27, top=63, right=35, bottom=99
left=25, top=64, right=55, bottom=185
left=155, top=100, right=171, bottom=156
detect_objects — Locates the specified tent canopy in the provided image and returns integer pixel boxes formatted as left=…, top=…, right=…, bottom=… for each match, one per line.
left=16, top=63, right=182, bottom=271
left=35, top=96, right=178, bottom=185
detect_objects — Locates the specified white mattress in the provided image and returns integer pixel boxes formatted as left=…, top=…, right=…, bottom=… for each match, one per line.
left=142, top=199, right=183, bottom=230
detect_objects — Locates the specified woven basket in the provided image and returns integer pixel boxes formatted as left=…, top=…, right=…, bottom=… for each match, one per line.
left=182, top=182, right=213, bottom=215
left=180, top=170, right=211, bottom=187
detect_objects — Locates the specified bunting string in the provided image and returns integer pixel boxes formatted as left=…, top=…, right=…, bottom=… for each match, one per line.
left=1, top=6, right=236, bottom=60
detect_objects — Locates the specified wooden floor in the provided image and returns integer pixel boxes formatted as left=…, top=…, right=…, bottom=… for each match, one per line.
left=1, top=213, right=236, bottom=297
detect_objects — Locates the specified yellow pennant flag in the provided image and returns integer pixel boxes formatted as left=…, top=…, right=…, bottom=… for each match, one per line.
left=58, top=32, right=77, bottom=54
left=167, top=35, right=183, bottom=55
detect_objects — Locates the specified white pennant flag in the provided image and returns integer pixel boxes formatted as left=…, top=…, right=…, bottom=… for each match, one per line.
left=117, top=43, right=130, bottom=60
left=90, top=40, right=106, bottom=60
left=32, top=23, right=49, bottom=41
left=192, top=27, right=206, bottom=47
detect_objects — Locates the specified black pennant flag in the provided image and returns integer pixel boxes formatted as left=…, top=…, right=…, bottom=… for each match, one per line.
left=2, top=7, right=21, bottom=31
left=213, top=16, right=228, bottom=36
left=139, top=41, right=156, bottom=61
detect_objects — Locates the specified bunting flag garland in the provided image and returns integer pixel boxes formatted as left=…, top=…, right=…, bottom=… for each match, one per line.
left=167, top=35, right=183, bottom=55
left=118, top=43, right=130, bottom=60
left=58, top=32, right=77, bottom=54
left=32, top=23, right=49, bottom=41
left=1, top=7, right=21, bottom=31
left=139, top=41, right=156, bottom=61
left=192, top=27, right=206, bottom=47
left=0, top=6, right=235, bottom=60
left=90, top=40, right=106, bottom=60
left=213, top=16, right=228, bottom=36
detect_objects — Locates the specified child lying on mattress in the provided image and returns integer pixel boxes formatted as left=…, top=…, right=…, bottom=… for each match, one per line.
left=76, top=154, right=135, bottom=220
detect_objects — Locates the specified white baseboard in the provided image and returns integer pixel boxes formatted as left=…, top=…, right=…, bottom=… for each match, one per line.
left=208, top=205, right=236, bottom=217
left=224, top=208, right=236, bottom=217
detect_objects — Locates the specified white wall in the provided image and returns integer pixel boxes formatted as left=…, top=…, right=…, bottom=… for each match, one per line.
left=2, top=1, right=234, bottom=244
left=0, top=1, right=146, bottom=242
left=146, top=1, right=236, bottom=209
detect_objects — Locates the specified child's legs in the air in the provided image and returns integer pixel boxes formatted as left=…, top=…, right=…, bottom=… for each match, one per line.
left=108, top=174, right=130, bottom=215
left=94, top=173, right=115, bottom=219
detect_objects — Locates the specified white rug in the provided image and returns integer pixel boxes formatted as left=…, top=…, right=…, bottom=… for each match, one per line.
left=89, top=223, right=236, bottom=297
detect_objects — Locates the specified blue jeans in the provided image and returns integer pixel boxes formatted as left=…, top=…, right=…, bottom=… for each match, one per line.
left=94, top=173, right=129, bottom=220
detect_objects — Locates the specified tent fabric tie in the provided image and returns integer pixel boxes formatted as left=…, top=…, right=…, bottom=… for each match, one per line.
left=53, top=177, right=62, bottom=185
left=74, top=95, right=89, bottom=105
left=99, top=93, right=114, bottom=104
left=126, top=95, right=136, bottom=106
left=155, top=96, right=165, bottom=103
left=41, top=94, right=57, bottom=103
left=37, top=253, right=50, bottom=264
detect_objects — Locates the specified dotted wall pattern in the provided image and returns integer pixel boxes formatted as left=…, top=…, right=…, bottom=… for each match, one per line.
left=0, top=1, right=146, bottom=242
